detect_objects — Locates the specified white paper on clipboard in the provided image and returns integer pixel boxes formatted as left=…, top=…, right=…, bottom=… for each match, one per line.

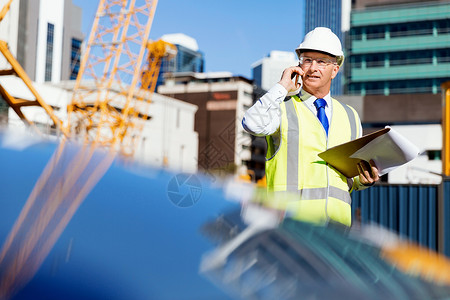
left=349, top=126, right=421, bottom=176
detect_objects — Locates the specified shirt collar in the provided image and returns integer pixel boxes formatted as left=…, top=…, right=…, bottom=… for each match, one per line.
left=299, top=89, right=331, bottom=106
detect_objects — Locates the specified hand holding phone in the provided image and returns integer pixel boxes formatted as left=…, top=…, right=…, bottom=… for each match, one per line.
left=287, top=71, right=303, bottom=96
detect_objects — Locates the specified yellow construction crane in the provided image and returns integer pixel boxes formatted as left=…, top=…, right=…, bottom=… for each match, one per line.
left=143, top=39, right=177, bottom=97
left=0, top=0, right=176, bottom=156
left=0, top=1, right=176, bottom=298
left=67, top=0, right=176, bottom=156
left=0, top=0, right=12, bottom=21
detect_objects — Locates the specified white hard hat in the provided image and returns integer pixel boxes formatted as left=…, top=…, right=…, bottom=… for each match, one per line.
left=295, top=27, right=344, bottom=66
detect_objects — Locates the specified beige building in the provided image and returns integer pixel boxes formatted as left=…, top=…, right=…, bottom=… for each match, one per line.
left=158, top=72, right=253, bottom=179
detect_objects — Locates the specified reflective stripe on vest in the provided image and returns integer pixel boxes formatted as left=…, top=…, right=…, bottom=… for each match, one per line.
left=339, top=101, right=358, bottom=141
left=265, top=96, right=361, bottom=226
left=285, top=100, right=298, bottom=192
left=269, top=186, right=351, bottom=204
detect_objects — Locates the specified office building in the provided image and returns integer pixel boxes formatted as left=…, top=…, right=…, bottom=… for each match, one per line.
left=158, top=33, right=204, bottom=87
left=347, top=0, right=450, bottom=96
left=252, top=51, right=298, bottom=91
left=345, top=0, right=448, bottom=184
left=134, top=93, right=199, bottom=172
left=158, top=72, right=253, bottom=179
left=305, top=0, right=343, bottom=95
left=0, top=0, right=84, bottom=83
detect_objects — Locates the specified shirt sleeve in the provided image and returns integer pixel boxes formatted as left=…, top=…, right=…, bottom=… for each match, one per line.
left=351, top=176, right=373, bottom=191
left=241, top=83, right=288, bottom=136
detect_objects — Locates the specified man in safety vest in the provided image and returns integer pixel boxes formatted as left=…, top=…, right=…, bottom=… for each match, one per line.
left=242, top=27, right=379, bottom=227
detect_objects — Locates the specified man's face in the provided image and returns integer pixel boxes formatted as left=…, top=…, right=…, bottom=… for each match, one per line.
left=299, top=51, right=339, bottom=94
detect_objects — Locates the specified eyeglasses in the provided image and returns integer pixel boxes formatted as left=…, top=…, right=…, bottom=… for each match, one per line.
left=299, top=56, right=337, bottom=69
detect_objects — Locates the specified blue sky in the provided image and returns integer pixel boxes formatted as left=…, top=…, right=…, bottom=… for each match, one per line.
left=72, top=0, right=305, bottom=79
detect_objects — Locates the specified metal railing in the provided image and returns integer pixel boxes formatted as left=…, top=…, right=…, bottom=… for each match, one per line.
left=349, top=57, right=450, bottom=69
left=347, top=86, right=435, bottom=95
left=350, top=27, right=450, bottom=41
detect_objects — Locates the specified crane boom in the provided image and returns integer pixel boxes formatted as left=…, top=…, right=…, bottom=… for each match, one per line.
left=67, top=0, right=161, bottom=156
left=0, top=0, right=13, bottom=23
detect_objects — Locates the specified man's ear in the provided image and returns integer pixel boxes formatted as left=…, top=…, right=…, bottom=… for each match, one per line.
left=331, top=65, right=340, bottom=79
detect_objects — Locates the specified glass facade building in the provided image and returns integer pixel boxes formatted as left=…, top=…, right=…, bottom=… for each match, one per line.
left=157, top=44, right=204, bottom=87
left=70, top=38, right=82, bottom=80
left=252, top=64, right=263, bottom=88
left=305, top=0, right=343, bottom=95
left=346, top=2, right=450, bottom=95
left=45, top=23, right=54, bottom=82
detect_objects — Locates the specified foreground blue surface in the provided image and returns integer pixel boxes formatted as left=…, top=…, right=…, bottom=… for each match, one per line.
left=2, top=132, right=450, bottom=300
left=0, top=134, right=239, bottom=299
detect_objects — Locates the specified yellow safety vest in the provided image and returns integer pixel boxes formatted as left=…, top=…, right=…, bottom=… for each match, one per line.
left=265, top=95, right=361, bottom=226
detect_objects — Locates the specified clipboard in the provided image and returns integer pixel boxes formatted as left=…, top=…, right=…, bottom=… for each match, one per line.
left=318, top=127, right=391, bottom=178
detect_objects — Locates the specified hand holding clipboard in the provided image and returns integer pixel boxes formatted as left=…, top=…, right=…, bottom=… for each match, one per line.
left=318, top=127, right=421, bottom=178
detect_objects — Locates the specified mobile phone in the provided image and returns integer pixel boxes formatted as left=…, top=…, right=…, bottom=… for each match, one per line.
left=287, top=73, right=302, bottom=96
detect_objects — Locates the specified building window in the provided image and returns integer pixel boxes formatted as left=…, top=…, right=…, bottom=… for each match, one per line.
left=252, top=64, right=262, bottom=88
left=427, top=150, right=441, bottom=161
left=45, top=23, right=54, bottom=81
left=390, top=50, right=432, bottom=66
left=70, top=38, right=82, bottom=80
left=366, top=25, right=384, bottom=40
left=366, top=53, right=385, bottom=68
left=244, top=91, right=253, bottom=98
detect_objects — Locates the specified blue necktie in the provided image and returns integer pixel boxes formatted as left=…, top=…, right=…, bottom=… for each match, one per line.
left=314, top=98, right=329, bottom=136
